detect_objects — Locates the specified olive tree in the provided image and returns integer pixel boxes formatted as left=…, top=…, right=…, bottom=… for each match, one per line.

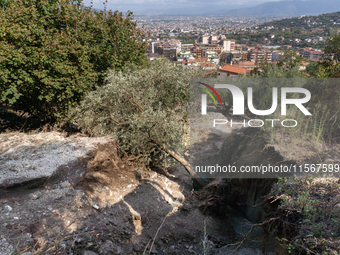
left=73, top=59, right=205, bottom=186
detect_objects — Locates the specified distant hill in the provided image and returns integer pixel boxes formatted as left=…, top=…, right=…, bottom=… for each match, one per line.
left=226, top=0, right=340, bottom=16
left=258, top=11, right=340, bottom=29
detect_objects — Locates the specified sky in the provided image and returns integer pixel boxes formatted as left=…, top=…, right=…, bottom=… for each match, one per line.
left=81, top=0, right=286, bottom=14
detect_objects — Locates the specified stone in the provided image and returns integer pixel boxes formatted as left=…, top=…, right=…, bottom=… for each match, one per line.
left=0, top=132, right=113, bottom=188
left=4, top=205, right=12, bottom=212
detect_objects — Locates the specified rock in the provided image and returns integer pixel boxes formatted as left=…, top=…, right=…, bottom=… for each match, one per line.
left=83, top=251, right=98, bottom=255
left=4, top=205, right=12, bottom=212
left=30, top=193, right=40, bottom=200
left=0, top=132, right=114, bottom=188
left=92, top=204, right=100, bottom=210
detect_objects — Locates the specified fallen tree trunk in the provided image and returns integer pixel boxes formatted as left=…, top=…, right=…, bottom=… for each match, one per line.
left=163, top=147, right=205, bottom=188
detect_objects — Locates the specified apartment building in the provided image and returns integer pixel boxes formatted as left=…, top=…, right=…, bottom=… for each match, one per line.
left=159, top=44, right=177, bottom=60
left=191, top=46, right=203, bottom=58
left=177, top=51, right=195, bottom=61
left=208, top=35, right=219, bottom=44
left=248, top=46, right=272, bottom=64
left=196, top=35, right=209, bottom=44
left=302, top=49, right=324, bottom=60
left=181, top=44, right=194, bottom=51
left=224, top=50, right=248, bottom=64
left=201, top=44, right=223, bottom=55
left=221, top=40, right=235, bottom=52
left=204, top=51, right=220, bottom=65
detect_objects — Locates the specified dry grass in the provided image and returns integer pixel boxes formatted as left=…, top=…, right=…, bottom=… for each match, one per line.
left=268, top=177, right=340, bottom=254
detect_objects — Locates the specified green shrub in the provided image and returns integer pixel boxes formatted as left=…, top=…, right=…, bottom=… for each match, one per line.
left=73, top=59, right=205, bottom=169
left=0, top=0, right=147, bottom=121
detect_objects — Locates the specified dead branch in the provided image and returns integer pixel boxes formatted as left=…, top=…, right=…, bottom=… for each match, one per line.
left=220, top=218, right=279, bottom=253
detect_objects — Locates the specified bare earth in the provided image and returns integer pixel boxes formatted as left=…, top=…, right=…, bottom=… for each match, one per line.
left=0, top=115, right=275, bottom=255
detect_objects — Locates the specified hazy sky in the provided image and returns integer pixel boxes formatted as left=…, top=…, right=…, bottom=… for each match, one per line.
left=81, top=0, right=286, bottom=14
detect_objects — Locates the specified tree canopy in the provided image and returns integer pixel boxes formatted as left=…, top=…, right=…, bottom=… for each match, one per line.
left=0, top=0, right=147, bottom=120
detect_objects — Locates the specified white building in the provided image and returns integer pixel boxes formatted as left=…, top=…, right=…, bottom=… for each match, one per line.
left=222, top=40, right=235, bottom=52
left=177, top=51, right=195, bottom=61
left=206, top=51, right=220, bottom=65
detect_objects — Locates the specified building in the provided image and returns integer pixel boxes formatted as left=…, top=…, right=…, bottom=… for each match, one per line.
left=201, top=44, right=224, bottom=55
left=181, top=44, right=194, bottom=51
left=302, top=49, right=324, bottom=60
left=209, top=35, right=219, bottom=44
left=248, top=47, right=272, bottom=64
left=234, top=61, right=258, bottom=71
left=201, top=62, right=216, bottom=70
left=159, top=44, right=177, bottom=60
left=177, top=51, right=195, bottom=61
left=191, top=46, right=203, bottom=58
left=145, top=53, right=161, bottom=61
left=224, top=51, right=243, bottom=64
left=205, top=51, right=220, bottom=65
left=196, top=35, right=209, bottom=44
left=221, top=40, right=235, bottom=52
left=272, top=50, right=285, bottom=62
left=150, top=41, right=162, bottom=54
left=218, top=65, right=247, bottom=78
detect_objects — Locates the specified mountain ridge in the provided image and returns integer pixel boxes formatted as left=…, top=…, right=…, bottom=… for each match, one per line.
left=226, top=0, right=340, bottom=16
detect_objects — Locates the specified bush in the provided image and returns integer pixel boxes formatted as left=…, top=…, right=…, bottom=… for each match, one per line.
left=0, top=0, right=147, bottom=121
left=73, top=59, right=205, bottom=170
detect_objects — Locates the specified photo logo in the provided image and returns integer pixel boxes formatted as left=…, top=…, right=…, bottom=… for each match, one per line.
left=197, top=82, right=222, bottom=114
left=200, top=84, right=312, bottom=116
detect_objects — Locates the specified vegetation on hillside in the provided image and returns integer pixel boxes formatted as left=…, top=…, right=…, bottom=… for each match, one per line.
left=223, top=12, right=340, bottom=47
left=258, top=12, right=340, bottom=31
left=270, top=177, right=340, bottom=254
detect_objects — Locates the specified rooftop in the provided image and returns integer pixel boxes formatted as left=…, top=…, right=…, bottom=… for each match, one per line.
left=219, top=65, right=246, bottom=74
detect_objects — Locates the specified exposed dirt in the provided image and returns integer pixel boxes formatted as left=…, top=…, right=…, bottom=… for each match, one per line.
left=0, top=104, right=285, bottom=255
left=0, top=128, right=279, bottom=255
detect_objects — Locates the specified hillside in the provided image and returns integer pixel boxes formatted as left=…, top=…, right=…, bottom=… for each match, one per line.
left=258, top=11, right=340, bottom=30
left=222, top=11, right=340, bottom=47
left=226, top=0, right=340, bottom=16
